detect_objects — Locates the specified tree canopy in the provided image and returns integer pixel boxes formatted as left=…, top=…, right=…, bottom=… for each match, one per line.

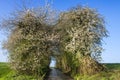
left=2, top=8, right=55, bottom=78
left=56, top=6, right=108, bottom=75
left=1, top=5, right=108, bottom=78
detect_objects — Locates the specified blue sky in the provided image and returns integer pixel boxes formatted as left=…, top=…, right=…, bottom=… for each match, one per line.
left=0, top=0, right=120, bottom=63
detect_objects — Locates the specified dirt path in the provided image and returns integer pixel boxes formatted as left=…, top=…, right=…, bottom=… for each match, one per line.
left=46, top=68, right=73, bottom=80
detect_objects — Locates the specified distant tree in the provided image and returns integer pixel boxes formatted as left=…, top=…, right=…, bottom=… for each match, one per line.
left=56, top=6, right=108, bottom=75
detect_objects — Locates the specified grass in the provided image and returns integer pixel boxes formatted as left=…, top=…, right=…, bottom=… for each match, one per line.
left=74, top=63, right=120, bottom=80
left=0, top=62, right=12, bottom=80
left=0, top=62, right=120, bottom=80
left=0, top=62, right=38, bottom=80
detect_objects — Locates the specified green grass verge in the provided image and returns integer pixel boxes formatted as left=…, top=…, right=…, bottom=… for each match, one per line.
left=0, top=62, right=42, bottom=80
left=74, top=71, right=120, bottom=80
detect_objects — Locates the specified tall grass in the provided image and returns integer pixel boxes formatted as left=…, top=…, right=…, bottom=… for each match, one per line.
left=74, top=71, right=120, bottom=80
left=74, top=63, right=120, bottom=80
left=0, top=62, right=45, bottom=80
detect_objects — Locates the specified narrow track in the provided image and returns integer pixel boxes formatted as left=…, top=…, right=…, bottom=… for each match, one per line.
left=46, top=68, right=73, bottom=80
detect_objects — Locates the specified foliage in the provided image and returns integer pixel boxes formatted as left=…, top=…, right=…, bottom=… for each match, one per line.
left=74, top=70, right=120, bottom=80
left=73, top=63, right=120, bottom=80
left=56, top=6, right=108, bottom=75
left=56, top=51, right=79, bottom=75
left=1, top=2, right=109, bottom=78
left=4, top=72, right=45, bottom=80
left=0, top=62, right=45, bottom=80
left=2, top=7, right=54, bottom=78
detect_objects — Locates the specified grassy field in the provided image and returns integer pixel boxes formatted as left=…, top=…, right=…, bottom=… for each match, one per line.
left=0, top=62, right=120, bottom=80
left=105, top=63, right=120, bottom=70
